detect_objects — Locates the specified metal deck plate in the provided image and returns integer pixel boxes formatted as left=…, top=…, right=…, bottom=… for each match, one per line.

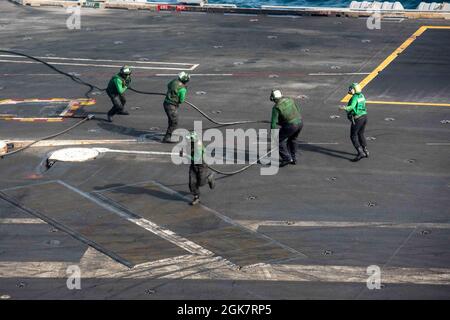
left=97, top=182, right=296, bottom=266
left=1, top=182, right=188, bottom=267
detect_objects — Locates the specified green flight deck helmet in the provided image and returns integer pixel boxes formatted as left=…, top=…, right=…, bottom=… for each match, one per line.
left=348, top=83, right=362, bottom=94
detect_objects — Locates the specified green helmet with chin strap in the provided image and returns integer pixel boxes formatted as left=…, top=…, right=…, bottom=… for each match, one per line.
left=349, top=83, right=362, bottom=94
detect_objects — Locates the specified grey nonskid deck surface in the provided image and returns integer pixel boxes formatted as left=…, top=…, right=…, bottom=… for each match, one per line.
left=1, top=181, right=188, bottom=267
left=0, top=0, right=449, bottom=299
left=364, top=28, right=450, bottom=104
left=96, top=182, right=296, bottom=266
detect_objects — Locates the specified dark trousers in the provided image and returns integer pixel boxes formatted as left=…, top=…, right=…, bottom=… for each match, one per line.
left=189, top=164, right=210, bottom=197
left=350, top=115, right=367, bottom=150
left=163, top=102, right=179, bottom=138
left=107, top=93, right=126, bottom=116
left=279, top=122, right=303, bottom=162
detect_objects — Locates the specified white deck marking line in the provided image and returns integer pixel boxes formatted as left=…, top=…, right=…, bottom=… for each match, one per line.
left=1, top=73, right=60, bottom=76
left=0, top=60, right=195, bottom=71
left=152, top=180, right=308, bottom=258
left=293, top=164, right=450, bottom=178
left=131, top=255, right=195, bottom=270
left=223, top=13, right=258, bottom=16
left=426, top=143, right=450, bottom=146
left=155, top=73, right=233, bottom=76
left=308, top=72, right=370, bottom=76
left=58, top=101, right=76, bottom=118
left=1, top=260, right=449, bottom=285
left=0, top=180, right=59, bottom=192
left=0, top=54, right=197, bottom=67
left=0, top=218, right=44, bottom=224
left=189, top=64, right=200, bottom=71
left=236, top=220, right=450, bottom=232
left=6, top=139, right=146, bottom=147
left=56, top=180, right=213, bottom=257
left=93, top=148, right=177, bottom=156
left=254, top=141, right=339, bottom=145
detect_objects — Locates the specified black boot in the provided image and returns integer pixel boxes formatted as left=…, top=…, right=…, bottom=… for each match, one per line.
left=207, top=173, right=215, bottom=189
left=190, top=195, right=200, bottom=206
left=117, top=110, right=129, bottom=115
left=106, top=112, right=113, bottom=123
left=351, top=147, right=365, bottom=162
left=162, top=134, right=174, bottom=143
left=279, top=159, right=293, bottom=167
left=363, top=147, right=369, bottom=158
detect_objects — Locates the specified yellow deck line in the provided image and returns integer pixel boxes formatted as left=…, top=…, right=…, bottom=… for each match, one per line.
left=422, top=26, right=450, bottom=29
left=0, top=98, right=95, bottom=121
left=341, top=25, right=450, bottom=104
left=366, top=100, right=450, bottom=107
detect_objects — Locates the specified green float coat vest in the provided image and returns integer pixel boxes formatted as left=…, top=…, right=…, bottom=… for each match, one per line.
left=272, top=97, right=302, bottom=128
left=106, top=74, right=127, bottom=96
left=165, top=79, right=186, bottom=106
left=346, top=93, right=367, bottom=118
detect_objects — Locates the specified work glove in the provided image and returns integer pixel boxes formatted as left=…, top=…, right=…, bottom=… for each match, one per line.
left=125, top=76, right=131, bottom=87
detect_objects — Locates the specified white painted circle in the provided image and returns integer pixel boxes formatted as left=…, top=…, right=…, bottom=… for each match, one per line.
left=49, top=148, right=99, bottom=162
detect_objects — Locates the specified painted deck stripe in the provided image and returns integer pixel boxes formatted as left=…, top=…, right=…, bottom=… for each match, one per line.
left=236, top=220, right=450, bottom=232
left=1, top=259, right=449, bottom=285
left=0, top=54, right=197, bottom=66
left=0, top=180, right=59, bottom=192
left=309, top=72, right=370, bottom=76
left=0, top=59, right=195, bottom=71
left=254, top=141, right=339, bottom=145
left=341, top=25, right=450, bottom=104
left=426, top=143, right=450, bottom=146
left=6, top=139, right=145, bottom=148
left=94, top=148, right=177, bottom=156
left=151, top=181, right=308, bottom=258
left=0, top=98, right=95, bottom=122
left=366, top=100, right=450, bottom=107
left=155, top=73, right=233, bottom=76
left=0, top=218, right=44, bottom=224
left=56, top=181, right=213, bottom=257
left=341, top=25, right=428, bottom=103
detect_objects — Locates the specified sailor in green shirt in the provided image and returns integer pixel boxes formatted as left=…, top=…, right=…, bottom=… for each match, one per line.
left=106, top=66, right=132, bottom=122
left=186, top=131, right=215, bottom=205
left=162, top=71, right=190, bottom=143
left=339, top=83, right=369, bottom=162
left=270, top=89, right=303, bottom=167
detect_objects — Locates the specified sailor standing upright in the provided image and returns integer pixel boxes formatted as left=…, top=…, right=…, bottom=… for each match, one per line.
left=339, top=83, right=369, bottom=162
